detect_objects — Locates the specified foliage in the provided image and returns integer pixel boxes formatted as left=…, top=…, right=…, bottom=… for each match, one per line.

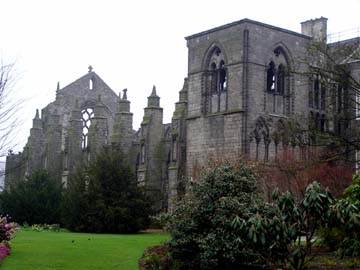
left=0, top=216, right=15, bottom=242
left=138, top=244, right=175, bottom=270
left=166, top=160, right=358, bottom=270
left=0, top=215, right=17, bottom=263
left=25, top=224, right=64, bottom=232
left=319, top=174, right=360, bottom=257
left=0, top=170, right=63, bottom=225
left=166, top=160, right=285, bottom=270
left=1, top=229, right=168, bottom=270
left=0, top=242, right=11, bottom=262
left=61, top=146, right=152, bottom=233
left=259, top=155, right=353, bottom=200
left=271, top=182, right=335, bottom=270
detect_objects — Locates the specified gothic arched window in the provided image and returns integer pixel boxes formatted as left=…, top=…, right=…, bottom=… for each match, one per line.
left=81, top=108, right=94, bottom=149
left=204, top=46, right=228, bottom=113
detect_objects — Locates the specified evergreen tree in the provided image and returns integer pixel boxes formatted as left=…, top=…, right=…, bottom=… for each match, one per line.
left=62, top=146, right=152, bottom=233
left=0, top=170, right=63, bottom=225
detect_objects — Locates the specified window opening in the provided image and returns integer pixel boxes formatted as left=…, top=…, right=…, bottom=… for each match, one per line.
left=205, top=47, right=227, bottom=113
left=338, top=85, right=343, bottom=112
left=320, top=85, right=326, bottom=110
left=89, top=78, right=94, bottom=90
left=219, top=60, right=227, bottom=91
left=81, top=108, right=94, bottom=149
left=277, top=64, right=285, bottom=94
left=210, top=62, right=217, bottom=94
left=320, top=114, right=326, bottom=132
left=266, top=62, right=276, bottom=92
left=314, top=77, right=320, bottom=109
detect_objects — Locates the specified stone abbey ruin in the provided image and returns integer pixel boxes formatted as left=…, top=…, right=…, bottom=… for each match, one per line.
left=5, top=17, right=360, bottom=210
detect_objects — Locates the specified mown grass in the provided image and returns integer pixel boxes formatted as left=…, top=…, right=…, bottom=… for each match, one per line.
left=1, top=229, right=169, bottom=270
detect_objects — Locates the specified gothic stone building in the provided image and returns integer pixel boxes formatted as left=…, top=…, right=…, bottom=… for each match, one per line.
left=5, top=17, right=360, bottom=209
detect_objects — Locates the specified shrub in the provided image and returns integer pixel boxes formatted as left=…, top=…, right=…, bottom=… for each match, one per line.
left=0, top=170, right=63, bottom=225
left=62, top=146, right=152, bottom=233
left=0, top=216, right=15, bottom=242
left=166, top=160, right=284, bottom=270
left=0, top=215, right=17, bottom=263
left=319, top=174, right=360, bottom=257
left=138, top=244, right=175, bottom=270
left=165, top=160, right=357, bottom=270
left=0, top=243, right=11, bottom=262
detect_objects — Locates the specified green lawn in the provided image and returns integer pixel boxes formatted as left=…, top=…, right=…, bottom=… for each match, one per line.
left=1, top=229, right=169, bottom=270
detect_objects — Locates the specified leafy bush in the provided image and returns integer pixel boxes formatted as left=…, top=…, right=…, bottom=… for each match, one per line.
left=0, top=216, right=15, bottom=242
left=62, top=146, right=152, bottom=233
left=0, top=243, right=10, bottom=262
left=0, top=215, right=17, bottom=263
left=138, top=244, right=175, bottom=270
left=0, top=170, right=63, bottom=225
left=165, top=160, right=358, bottom=270
left=28, top=224, right=63, bottom=232
left=319, top=174, right=360, bottom=257
left=166, top=160, right=286, bottom=269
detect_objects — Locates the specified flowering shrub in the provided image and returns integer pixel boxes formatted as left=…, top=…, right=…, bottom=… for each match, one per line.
left=0, top=215, right=16, bottom=263
left=0, top=243, right=10, bottom=261
left=0, top=216, right=15, bottom=242
left=30, top=224, right=62, bottom=232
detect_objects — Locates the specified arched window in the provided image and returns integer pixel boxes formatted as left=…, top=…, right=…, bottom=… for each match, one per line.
left=204, top=46, right=228, bottom=113
left=250, top=117, right=270, bottom=161
left=81, top=108, right=94, bottom=149
left=266, top=61, right=276, bottom=92
left=89, top=77, right=95, bottom=90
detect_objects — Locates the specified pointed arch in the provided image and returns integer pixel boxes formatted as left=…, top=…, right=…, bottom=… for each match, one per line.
left=250, top=117, right=270, bottom=161
left=202, top=42, right=228, bottom=70
left=202, top=42, right=228, bottom=114
left=272, top=42, right=294, bottom=70
left=265, top=43, right=294, bottom=115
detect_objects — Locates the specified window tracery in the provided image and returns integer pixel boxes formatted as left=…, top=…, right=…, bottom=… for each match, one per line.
left=203, top=46, right=228, bottom=113
left=81, top=108, right=94, bottom=149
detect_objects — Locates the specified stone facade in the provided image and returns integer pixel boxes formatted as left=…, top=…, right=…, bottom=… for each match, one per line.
left=5, top=17, right=360, bottom=210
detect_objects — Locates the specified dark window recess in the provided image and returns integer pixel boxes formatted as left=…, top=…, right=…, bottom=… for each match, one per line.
left=210, top=63, right=217, bottom=94
left=314, top=78, right=320, bottom=109
left=277, top=64, right=285, bottom=94
left=320, top=114, right=326, bottom=132
left=320, top=86, right=326, bottom=110
left=267, top=61, right=276, bottom=92
left=219, top=60, right=227, bottom=91
left=309, top=86, right=314, bottom=108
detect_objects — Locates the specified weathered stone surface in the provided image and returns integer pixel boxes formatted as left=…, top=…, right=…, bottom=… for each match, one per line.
left=5, top=17, right=359, bottom=210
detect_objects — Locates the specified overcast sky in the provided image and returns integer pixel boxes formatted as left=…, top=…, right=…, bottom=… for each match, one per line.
left=1, top=0, right=360, bottom=154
